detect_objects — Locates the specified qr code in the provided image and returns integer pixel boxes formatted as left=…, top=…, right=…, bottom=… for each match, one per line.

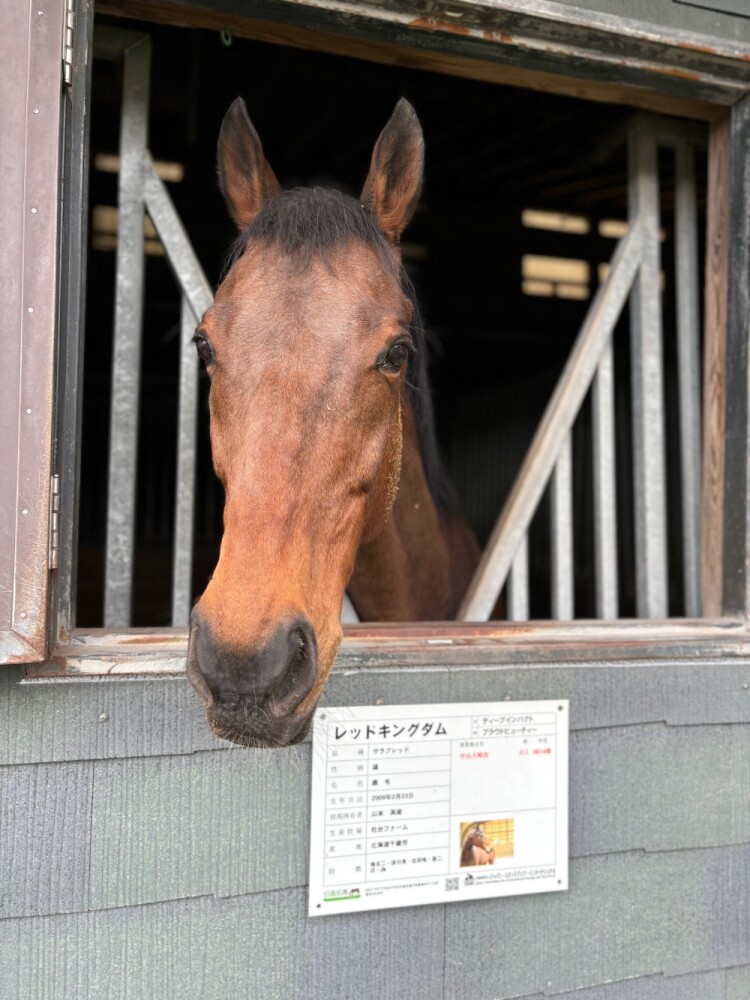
left=445, top=878, right=459, bottom=891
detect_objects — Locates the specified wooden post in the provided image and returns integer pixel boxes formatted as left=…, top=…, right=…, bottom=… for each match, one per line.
left=700, top=112, right=730, bottom=618
left=720, top=97, right=750, bottom=619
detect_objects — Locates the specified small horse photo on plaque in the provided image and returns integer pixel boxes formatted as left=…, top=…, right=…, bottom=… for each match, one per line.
left=460, top=819, right=515, bottom=867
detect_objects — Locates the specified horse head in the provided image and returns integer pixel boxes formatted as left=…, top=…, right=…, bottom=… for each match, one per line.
left=186, top=98, right=435, bottom=747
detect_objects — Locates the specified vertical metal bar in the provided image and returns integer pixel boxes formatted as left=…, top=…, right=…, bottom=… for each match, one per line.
left=675, top=140, right=703, bottom=617
left=592, top=344, right=619, bottom=618
left=507, top=535, right=529, bottom=622
left=171, top=298, right=200, bottom=627
left=550, top=433, right=574, bottom=620
left=628, top=120, right=668, bottom=618
left=103, top=36, right=150, bottom=627
left=142, top=157, right=213, bottom=626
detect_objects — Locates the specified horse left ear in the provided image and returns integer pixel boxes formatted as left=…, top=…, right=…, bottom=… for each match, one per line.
left=361, top=99, right=424, bottom=244
left=217, top=97, right=280, bottom=230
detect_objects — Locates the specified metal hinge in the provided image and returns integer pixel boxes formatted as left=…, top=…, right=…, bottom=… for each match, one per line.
left=49, top=474, right=60, bottom=570
left=62, top=0, right=75, bottom=88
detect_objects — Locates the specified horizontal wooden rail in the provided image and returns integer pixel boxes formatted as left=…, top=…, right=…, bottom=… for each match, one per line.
left=26, top=618, right=750, bottom=679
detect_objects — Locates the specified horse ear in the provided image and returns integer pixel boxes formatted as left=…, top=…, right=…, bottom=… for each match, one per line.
left=361, top=99, right=424, bottom=244
left=217, top=97, right=280, bottom=230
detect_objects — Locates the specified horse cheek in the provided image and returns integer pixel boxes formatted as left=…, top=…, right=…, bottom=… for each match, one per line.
left=360, top=396, right=403, bottom=543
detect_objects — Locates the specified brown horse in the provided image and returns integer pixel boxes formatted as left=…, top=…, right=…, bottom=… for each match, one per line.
left=186, top=98, right=479, bottom=747
left=460, top=824, right=496, bottom=866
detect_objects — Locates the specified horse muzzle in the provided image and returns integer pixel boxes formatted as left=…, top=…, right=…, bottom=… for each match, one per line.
left=186, top=609, right=318, bottom=747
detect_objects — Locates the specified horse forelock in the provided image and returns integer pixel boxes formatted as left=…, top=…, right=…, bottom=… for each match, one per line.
left=219, top=185, right=457, bottom=514
left=221, top=186, right=397, bottom=278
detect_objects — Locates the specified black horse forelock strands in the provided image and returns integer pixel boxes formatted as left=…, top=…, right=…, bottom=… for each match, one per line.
left=219, top=185, right=458, bottom=513
left=222, top=187, right=398, bottom=272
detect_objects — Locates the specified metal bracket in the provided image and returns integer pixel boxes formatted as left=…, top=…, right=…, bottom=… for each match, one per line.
left=63, top=0, right=75, bottom=87
left=49, top=474, right=60, bottom=570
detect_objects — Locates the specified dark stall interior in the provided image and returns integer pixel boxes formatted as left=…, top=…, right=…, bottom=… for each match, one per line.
left=76, top=17, right=707, bottom=626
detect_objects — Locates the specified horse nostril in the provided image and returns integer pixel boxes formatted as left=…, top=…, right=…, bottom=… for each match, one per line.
left=289, top=631, right=309, bottom=684
left=185, top=611, right=318, bottom=717
left=261, top=617, right=318, bottom=714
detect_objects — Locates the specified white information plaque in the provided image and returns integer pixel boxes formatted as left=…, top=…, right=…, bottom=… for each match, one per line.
left=308, top=700, right=568, bottom=916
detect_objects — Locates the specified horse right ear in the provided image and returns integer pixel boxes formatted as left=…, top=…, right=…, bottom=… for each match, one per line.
left=217, top=97, right=280, bottom=230
left=361, top=99, right=424, bottom=244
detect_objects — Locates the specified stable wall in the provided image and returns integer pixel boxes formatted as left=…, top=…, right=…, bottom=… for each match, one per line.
left=2, top=2, right=749, bottom=997
left=1, top=654, right=749, bottom=999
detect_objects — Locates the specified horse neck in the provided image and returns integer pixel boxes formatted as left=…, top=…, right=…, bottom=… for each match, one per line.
left=347, top=397, right=480, bottom=621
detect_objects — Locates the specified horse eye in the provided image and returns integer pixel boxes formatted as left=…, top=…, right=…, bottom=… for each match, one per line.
left=383, top=342, right=410, bottom=371
left=193, top=334, right=215, bottom=366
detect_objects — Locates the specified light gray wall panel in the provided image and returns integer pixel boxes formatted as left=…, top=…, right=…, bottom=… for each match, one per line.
left=518, top=967, right=728, bottom=1000
left=6, top=659, right=750, bottom=764
left=328, top=660, right=750, bottom=729
left=726, top=964, right=750, bottom=999
left=89, top=748, right=310, bottom=908
left=570, top=723, right=750, bottom=854
left=0, top=888, right=444, bottom=1000
left=0, top=761, right=93, bottom=919
left=84, top=723, right=749, bottom=910
left=0, top=666, right=223, bottom=765
left=308, top=891, right=444, bottom=999
left=0, top=854, right=747, bottom=1000
left=444, top=845, right=750, bottom=999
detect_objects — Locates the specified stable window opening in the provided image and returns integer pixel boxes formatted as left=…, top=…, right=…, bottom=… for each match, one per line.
left=72, top=19, right=709, bottom=640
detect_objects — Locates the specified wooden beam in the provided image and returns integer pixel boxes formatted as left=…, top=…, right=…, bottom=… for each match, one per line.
left=721, top=95, right=750, bottom=618
left=25, top=616, right=749, bottom=678
left=700, top=111, right=730, bottom=617
left=96, top=0, right=724, bottom=122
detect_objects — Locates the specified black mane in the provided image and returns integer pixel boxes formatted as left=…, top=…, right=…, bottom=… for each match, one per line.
left=221, top=186, right=457, bottom=513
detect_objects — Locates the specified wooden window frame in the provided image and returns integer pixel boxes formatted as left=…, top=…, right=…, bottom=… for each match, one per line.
left=27, top=0, right=750, bottom=678
left=0, top=0, right=67, bottom=664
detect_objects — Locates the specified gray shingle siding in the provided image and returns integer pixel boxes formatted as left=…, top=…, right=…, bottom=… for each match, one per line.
left=1, top=659, right=748, bottom=998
